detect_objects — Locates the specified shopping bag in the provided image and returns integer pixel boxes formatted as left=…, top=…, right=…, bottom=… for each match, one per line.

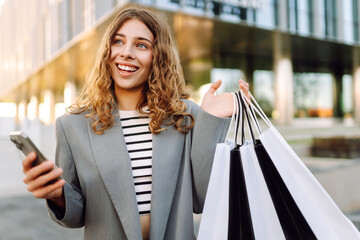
left=228, top=94, right=255, bottom=240
left=197, top=142, right=232, bottom=240
left=260, top=126, right=360, bottom=239
left=239, top=90, right=360, bottom=240
left=240, top=141, right=286, bottom=240
left=254, top=140, right=317, bottom=239
left=197, top=94, right=237, bottom=240
left=235, top=92, right=286, bottom=240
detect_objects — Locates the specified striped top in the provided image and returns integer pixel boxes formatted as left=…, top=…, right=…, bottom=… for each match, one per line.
left=120, top=109, right=152, bottom=215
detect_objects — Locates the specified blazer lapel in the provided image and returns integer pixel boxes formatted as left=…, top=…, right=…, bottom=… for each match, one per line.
left=87, top=109, right=142, bottom=240
left=150, top=125, right=185, bottom=239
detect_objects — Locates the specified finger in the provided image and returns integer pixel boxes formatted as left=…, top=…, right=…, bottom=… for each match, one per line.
left=23, top=160, right=54, bottom=184
left=33, top=179, right=65, bottom=199
left=239, top=80, right=249, bottom=90
left=239, top=82, right=248, bottom=93
left=239, top=79, right=249, bottom=87
left=23, top=152, right=37, bottom=173
left=239, top=81, right=250, bottom=98
left=207, top=80, right=222, bottom=95
left=27, top=167, right=63, bottom=192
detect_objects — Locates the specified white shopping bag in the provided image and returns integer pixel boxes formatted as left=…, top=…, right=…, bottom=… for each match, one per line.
left=260, top=126, right=360, bottom=240
left=241, top=91, right=360, bottom=240
left=240, top=141, right=285, bottom=240
left=197, top=93, right=238, bottom=240
left=197, top=141, right=232, bottom=240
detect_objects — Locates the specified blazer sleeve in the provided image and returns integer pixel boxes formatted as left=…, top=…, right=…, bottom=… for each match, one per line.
left=46, top=117, right=85, bottom=228
left=188, top=101, right=231, bottom=213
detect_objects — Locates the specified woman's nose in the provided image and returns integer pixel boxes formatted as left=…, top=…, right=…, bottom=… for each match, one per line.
left=120, top=44, right=135, bottom=59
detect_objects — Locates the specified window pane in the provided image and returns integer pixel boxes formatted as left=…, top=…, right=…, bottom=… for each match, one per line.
left=288, top=0, right=297, bottom=33
left=156, top=0, right=179, bottom=11
left=255, top=0, right=276, bottom=29
left=254, top=70, right=274, bottom=117
left=298, top=0, right=310, bottom=35
left=343, top=0, right=354, bottom=43
left=342, top=75, right=353, bottom=114
left=294, top=73, right=333, bottom=118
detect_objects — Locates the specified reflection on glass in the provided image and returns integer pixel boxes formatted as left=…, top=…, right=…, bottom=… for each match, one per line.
left=343, top=0, right=354, bottom=43
left=159, top=0, right=181, bottom=11
left=297, top=0, right=310, bottom=35
left=353, top=0, right=359, bottom=42
left=324, top=0, right=337, bottom=39
left=255, top=0, right=276, bottom=29
left=342, top=75, right=353, bottom=115
left=293, top=73, right=333, bottom=118
left=288, top=0, right=313, bottom=35
left=254, top=70, right=274, bottom=117
left=288, top=0, right=298, bottom=33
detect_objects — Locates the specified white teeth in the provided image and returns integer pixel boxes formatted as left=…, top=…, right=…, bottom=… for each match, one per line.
left=117, top=64, right=138, bottom=72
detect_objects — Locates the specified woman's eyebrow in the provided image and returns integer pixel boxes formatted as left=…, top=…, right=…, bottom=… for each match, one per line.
left=137, top=37, right=153, bottom=45
left=114, top=33, right=152, bottom=45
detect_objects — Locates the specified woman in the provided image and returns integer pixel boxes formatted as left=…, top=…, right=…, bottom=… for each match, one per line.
left=22, top=7, right=249, bottom=240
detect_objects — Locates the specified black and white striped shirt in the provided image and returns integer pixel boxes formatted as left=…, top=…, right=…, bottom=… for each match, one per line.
left=120, top=109, right=152, bottom=215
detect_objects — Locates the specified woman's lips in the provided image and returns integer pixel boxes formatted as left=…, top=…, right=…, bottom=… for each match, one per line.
left=117, top=64, right=138, bottom=72
left=116, top=64, right=139, bottom=77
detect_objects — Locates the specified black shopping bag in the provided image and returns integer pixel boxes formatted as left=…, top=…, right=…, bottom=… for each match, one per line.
left=228, top=93, right=255, bottom=240
left=237, top=90, right=360, bottom=239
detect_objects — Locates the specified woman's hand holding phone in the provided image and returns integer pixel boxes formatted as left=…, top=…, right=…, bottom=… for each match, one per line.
left=22, top=152, right=66, bottom=208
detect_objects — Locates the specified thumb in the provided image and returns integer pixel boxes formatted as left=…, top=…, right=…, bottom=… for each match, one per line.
left=208, top=80, right=222, bottom=95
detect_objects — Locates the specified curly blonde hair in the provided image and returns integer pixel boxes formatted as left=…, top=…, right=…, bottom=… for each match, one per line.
left=68, top=7, right=194, bottom=135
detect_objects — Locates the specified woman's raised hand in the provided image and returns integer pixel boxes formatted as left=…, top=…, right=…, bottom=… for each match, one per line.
left=22, top=152, right=66, bottom=207
left=201, top=79, right=250, bottom=118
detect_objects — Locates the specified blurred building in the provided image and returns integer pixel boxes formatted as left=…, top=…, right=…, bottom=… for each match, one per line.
left=0, top=0, right=360, bottom=124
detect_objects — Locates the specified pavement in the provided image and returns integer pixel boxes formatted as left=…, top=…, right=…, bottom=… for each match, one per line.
left=0, top=119, right=83, bottom=240
left=0, top=117, right=360, bottom=239
left=0, top=194, right=83, bottom=240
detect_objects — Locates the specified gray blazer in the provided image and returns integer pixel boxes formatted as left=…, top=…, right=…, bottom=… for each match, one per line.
left=47, top=100, right=230, bottom=240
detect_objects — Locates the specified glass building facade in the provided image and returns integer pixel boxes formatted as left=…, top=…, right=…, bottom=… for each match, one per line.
left=1, top=0, right=360, bottom=124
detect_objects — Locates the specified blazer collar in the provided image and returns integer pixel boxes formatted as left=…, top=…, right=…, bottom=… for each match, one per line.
left=87, top=108, right=141, bottom=240
left=150, top=123, right=185, bottom=239
left=88, top=108, right=184, bottom=239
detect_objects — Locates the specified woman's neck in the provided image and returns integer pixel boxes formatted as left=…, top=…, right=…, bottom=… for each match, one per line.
left=115, top=88, right=143, bottom=111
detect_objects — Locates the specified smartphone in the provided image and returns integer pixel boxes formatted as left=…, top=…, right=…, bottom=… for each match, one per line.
left=9, top=131, right=61, bottom=182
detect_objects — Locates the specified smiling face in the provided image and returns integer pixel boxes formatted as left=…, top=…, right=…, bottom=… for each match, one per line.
left=109, top=18, right=154, bottom=103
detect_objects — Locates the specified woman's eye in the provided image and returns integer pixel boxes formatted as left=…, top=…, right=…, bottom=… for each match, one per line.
left=115, top=39, right=123, bottom=45
left=137, top=43, right=148, bottom=49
